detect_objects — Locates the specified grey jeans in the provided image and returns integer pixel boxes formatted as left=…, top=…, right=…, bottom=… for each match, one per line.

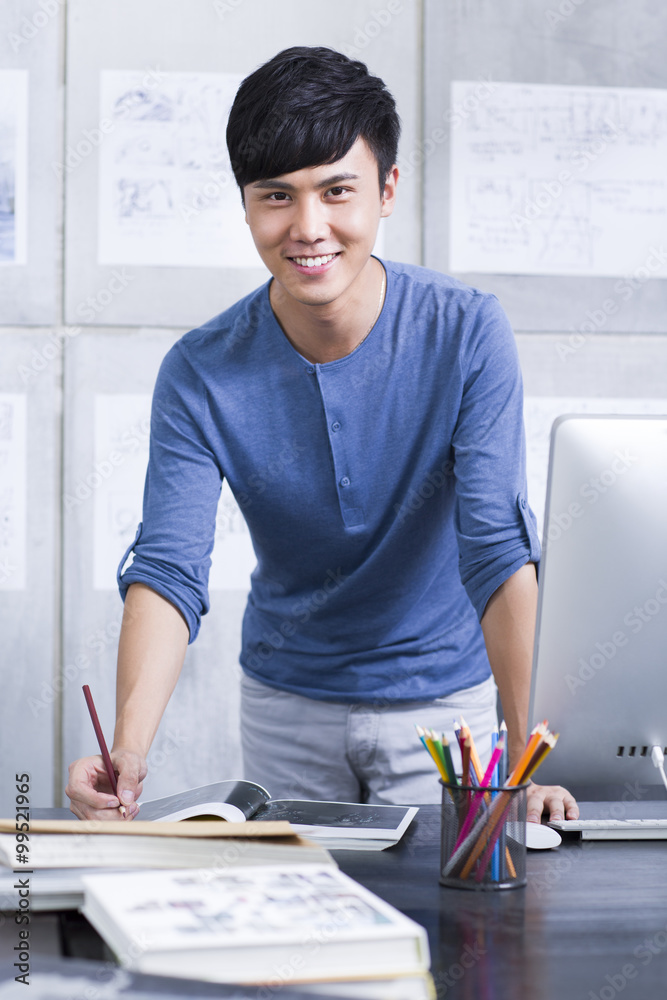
left=240, top=672, right=498, bottom=805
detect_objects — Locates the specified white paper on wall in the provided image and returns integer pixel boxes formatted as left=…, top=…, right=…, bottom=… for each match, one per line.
left=524, top=396, right=667, bottom=540
left=0, top=70, right=28, bottom=266
left=91, top=394, right=150, bottom=591
left=92, top=394, right=255, bottom=592
left=98, top=70, right=263, bottom=269
left=450, top=81, right=667, bottom=277
left=0, top=394, right=27, bottom=590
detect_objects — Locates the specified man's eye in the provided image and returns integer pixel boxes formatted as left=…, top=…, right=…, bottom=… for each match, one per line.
left=269, top=192, right=289, bottom=201
left=329, top=187, right=346, bottom=196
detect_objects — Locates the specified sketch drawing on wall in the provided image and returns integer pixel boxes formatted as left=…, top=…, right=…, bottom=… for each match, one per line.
left=450, top=81, right=667, bottom=277
left=0, top=70, right=28, bottom=266
left=92, top=395, right=254, bottom=593
left=0, top=395, right=27, bottom=590
left=98, top=70, right=265, bottom=270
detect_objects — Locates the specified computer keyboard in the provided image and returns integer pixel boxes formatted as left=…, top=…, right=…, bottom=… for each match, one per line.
left=549, top=818, right=667, bottom=840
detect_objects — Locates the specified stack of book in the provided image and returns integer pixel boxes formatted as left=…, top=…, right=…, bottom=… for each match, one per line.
left=0, top=955, right=434, bottom=999
left=0, top=781, right=431, bottom=997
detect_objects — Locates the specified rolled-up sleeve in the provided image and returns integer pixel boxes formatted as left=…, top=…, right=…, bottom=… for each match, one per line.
left=117, top=343, right=222, bottom=642
left=452, top=293, right=540, bottom=620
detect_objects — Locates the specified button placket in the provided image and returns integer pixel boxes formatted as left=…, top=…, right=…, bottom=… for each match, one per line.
left=316, top=369, right=365, bottom=528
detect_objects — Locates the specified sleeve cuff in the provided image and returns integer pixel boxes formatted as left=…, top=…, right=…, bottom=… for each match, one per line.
left=116, top=523, right=202, bottom=643
left=467, top=493, right=541, bottom=620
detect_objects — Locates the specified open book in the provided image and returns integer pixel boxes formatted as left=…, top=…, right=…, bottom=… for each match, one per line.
left=137, top=780, right=418, bottom=850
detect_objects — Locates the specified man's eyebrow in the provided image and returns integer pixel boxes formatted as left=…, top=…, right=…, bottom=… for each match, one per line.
left=250, top=172, right=360, bottom=191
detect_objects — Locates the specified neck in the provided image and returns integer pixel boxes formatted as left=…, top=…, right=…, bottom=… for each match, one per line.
left=269, top=257, right=385, bottom=364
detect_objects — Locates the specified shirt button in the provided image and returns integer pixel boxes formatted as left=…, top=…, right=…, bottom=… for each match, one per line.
left=306, top=366, right=315, bottom=374
left=331, top=421, right=341, bottom=432
left=520, top=497, right=527, bottom=509
left=339, top=476, right=350, bottom=488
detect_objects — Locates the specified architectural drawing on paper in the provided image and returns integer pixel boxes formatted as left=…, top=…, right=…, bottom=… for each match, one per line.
left=0, top=395, right=27, bottom=590
left=98, top=71, right=263, bottom=269
left=93, top=394, right=254, bottom=592
left=0, top=70, right=28, bottom=266
left=450, top=82, right=667, bottom=277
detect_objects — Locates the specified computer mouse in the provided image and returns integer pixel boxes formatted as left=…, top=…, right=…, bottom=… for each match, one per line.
left=525, top=822, right=562, bottom=849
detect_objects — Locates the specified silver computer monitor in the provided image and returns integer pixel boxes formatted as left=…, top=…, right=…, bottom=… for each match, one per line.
left=529, top=414, right=667, bottom=789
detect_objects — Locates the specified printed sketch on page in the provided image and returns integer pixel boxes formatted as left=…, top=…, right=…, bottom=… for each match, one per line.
left=0, top=394, right=27, bottom=590
left=0, top=70, right=28, bottom=266
left=450, top=82, right=667, bottom=277
left=92, top=394, right=254, bottom=591
left=98, top=70, right=263, bottom=269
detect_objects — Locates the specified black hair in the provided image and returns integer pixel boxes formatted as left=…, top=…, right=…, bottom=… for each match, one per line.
left=226, top=46, right=400, bottom=198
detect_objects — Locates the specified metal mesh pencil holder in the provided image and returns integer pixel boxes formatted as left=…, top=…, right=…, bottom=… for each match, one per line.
left=439, top=779, right=528, bottom=890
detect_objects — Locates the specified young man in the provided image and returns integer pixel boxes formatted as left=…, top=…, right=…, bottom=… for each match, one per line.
left=67, top=47, right=577, bottom=824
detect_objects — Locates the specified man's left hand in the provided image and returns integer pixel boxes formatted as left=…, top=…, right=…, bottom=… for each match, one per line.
left=526, top=782, right=579, bottom=823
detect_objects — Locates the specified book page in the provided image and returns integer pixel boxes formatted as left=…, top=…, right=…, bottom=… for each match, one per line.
left=138, top=780, right=270, bottom=823
left=256, top=800, right=415, bottom=835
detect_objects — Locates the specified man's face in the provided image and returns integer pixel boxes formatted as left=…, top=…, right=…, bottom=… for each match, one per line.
left=243, top=137, right=397, bottom=309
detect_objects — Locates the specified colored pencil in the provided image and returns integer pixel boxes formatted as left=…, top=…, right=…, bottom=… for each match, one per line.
left=416, top=725, right=450, bottom=782
left=498, top=720, right=509, bottom=880
left=419, top=717, right=559, bottom=884
left=461, top=735, right=472, bottom=788
left=498, top=721, right=508, bottom=784
left=480, top=735, right=505, bottom=789
left=447, top=722, right=558, bottom=881
left=427, top=729, right=449, bottom=776
left=490, top=727, right=500, bottom=881
left=82, top=685, right=126, bottom=818
left=459, top=715, right=484, bottom=783
left=440, top=733, right=458, bottom=786
left=452, top=736, right=506, bottom=853
left=508, top=720, right=548, bottom=786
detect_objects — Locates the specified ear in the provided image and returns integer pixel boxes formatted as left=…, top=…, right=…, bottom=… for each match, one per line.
left=380, top=165, right=399, bottom=219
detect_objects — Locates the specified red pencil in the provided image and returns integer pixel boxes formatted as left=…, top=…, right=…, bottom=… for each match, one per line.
left=82, top=685, right=126, bottom=818
left=461, top=735, right=472, bottom=788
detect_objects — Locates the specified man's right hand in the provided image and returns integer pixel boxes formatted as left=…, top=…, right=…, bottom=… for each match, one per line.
left=65, top=749, right=146, bottom=821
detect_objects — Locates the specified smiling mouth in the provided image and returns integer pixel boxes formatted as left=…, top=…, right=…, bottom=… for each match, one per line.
left=289, top=252, right=340, bottom=268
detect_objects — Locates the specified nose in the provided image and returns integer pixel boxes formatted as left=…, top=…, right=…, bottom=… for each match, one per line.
left=289, top=195, right=329, bottom=245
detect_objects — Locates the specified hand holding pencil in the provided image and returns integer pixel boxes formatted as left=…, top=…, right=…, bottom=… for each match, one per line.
left=65, top=686, right=145, bottom=821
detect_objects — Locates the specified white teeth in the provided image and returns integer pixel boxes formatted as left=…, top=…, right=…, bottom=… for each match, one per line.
left=293, top=253, right=337, bottom=267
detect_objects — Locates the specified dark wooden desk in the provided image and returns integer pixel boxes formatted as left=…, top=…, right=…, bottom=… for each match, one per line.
left=9, top=803, right=667, bottom=999
left=338, top=804, right=667, bottom=1000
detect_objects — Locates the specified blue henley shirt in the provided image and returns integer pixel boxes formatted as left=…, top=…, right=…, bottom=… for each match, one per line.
left=118, top=258, right=540, bottom=703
